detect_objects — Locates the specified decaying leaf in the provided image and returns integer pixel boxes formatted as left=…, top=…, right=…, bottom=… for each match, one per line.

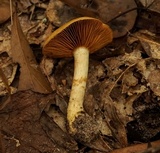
left=0, top=90, right=72, bottom=153
left=136, top=30, right=160, bottom=59
left=0, top=0, right=11, bottom=24
left=140, top=0, right=160, bottom=13
left=109, top=140, right=160, bottom=153
left=100, top=43, right=160, bottom=147
left=18, top=0, right=32, bottom=11
left=148, top=70, right=160, bottom=96
left=40, top=57, right=57, bottom=90
left=40, top=112, right=78, bottom=151
left=140, top=0, right=155, bottom=7
left=104, top=102, right=128, bottom=147
left=11, top=12, right=52, bottom=94
left=60, top=0, right=137, bottom=37
left=149, top=0, right=160, bottom=13
left=46, top=0, right=80, bottom=27
left=130, top=31, right=160, bottom=96
left=122, top=71, right=138, bottom=95
left=0, top=52, right=17, bottom=95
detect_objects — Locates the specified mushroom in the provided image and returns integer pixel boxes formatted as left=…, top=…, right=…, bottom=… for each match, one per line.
left=43, top=17, right=113, bottom=135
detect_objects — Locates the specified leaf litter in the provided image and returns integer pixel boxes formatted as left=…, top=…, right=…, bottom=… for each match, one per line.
left=11, top=11, right=52, bottom=94
left=0, top=0, right=160, bottom=153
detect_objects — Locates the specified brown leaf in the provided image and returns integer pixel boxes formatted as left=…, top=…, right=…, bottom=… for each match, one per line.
left=0, top=0, right=10, bottom=24
left=60, top=0, right=137, bottom=37
left=0, top=68, right=11, bottom=94
left=140, top=0, right=160, bottom=13
left=0, top=90, right=68, bottom=152
left=122, top=71, right=139, bottom=95
left=104, top=102, right=128, bottom=147
left=148, top=70, right=160, bottom=96
left=0, top=53, right=17, bottom=96
left=109, top=140, right=160, bottom=153
left=137, top=31, right=160, bottom=59
left=11, top=12, right=52, bottom=94
left=40, top=112, right=78, bottom=151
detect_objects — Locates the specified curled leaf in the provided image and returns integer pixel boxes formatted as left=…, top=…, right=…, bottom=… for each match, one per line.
left=11, top=12, right=52, bottom=94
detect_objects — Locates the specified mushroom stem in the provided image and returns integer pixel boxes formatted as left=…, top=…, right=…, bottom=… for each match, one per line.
left=67, top=46, right=89, bottom=133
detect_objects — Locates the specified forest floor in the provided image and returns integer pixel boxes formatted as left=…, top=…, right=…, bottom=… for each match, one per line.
left=0, top=0, right=160, bottom=153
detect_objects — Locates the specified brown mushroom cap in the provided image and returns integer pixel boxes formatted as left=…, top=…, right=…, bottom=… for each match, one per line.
left=43, top=17, right=113, bottom=58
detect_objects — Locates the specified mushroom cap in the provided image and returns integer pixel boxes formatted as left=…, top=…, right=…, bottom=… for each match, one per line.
left=43, top=17, right=113, bottom=58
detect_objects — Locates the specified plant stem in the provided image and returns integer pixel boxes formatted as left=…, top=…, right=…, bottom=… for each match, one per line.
left=67, top=46, right=89, bottom=133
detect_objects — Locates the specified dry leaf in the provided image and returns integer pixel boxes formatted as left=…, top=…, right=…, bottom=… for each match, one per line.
left=60, top=0, right=137, bottom=37
left=40, top=57, right=56, bottom=90
left=102, top=50, right=142, bottom=77
left=0, top=0, right=10, bottom=24
left=140, top=0, right=160, bottom=13
left=40, top=112, right=78, bottom=151
left=140, top=0, right=155, bottom=7
left=109, top=140, right=160, bottom=153
left=137, top=59, right=160, bottom=96
left=0, top=52, right=17, bottom=95
left=104, top=100, right=128, bottom=147
left=135, top=30, right=160, bottom=59
left=140, top=38, right=160, bottom=59
left=46, top=0, right=80, bottom=27
left=148, top=70, right=160, bottom=96
left=11, top=12, right=52, bottom=94
left=0, top=90, right=69, bottom=152
left=122, top=71, right=138, bottom=94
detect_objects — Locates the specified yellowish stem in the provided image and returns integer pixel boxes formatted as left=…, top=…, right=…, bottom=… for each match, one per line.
left=67, top=47, right=89, bottom=133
